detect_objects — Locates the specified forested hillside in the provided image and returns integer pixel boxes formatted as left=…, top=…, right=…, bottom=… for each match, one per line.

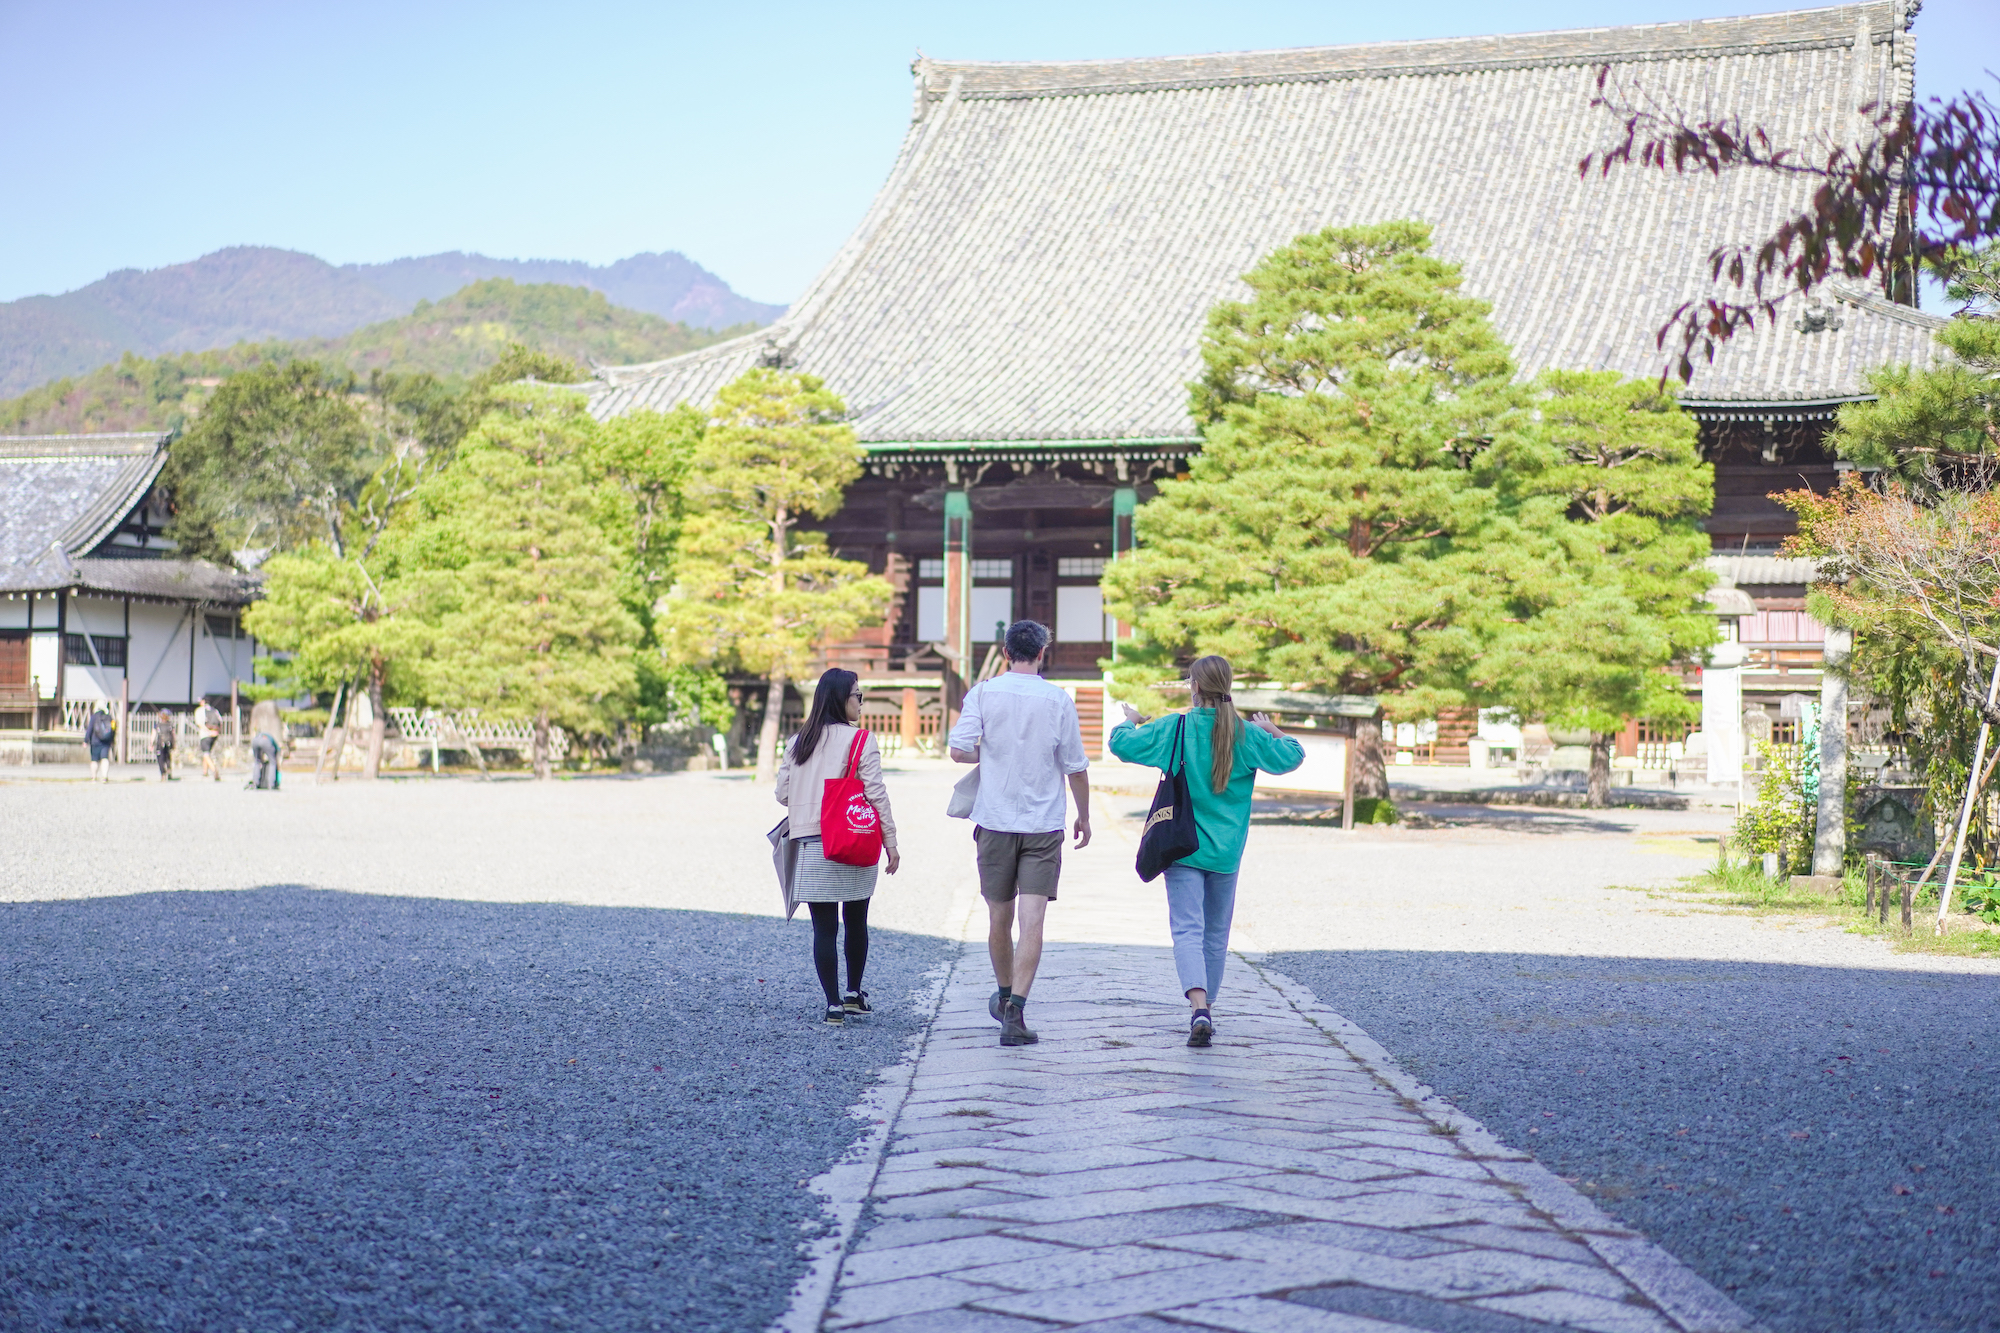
left=0, top=246, right=781, bottom=396
left=0, top=280, right=747, bottom=435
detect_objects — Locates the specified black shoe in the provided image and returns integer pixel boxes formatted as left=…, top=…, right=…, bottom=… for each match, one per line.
left=1187, top=1013, right=1213, bottom=1048
left=843, top=991, right=871, bottom=1015
left=989, top=989, right=1007, bottom=1025
left=1000, top=999, right=1038, bottom=1047
left=823, top=1004, right=845, bottom=1026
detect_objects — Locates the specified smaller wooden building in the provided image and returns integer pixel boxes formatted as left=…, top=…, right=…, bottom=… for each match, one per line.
left=0, top=433, right=259, bottom=748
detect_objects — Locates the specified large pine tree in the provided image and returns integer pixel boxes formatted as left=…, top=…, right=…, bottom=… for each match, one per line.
left=412, top=386, right=641, bottom=778
left=660, top=368, right=890, bottom=782
left=1476, top=370, right=1714, bottom=805
left=1102, top=221, right=1523, bottom=799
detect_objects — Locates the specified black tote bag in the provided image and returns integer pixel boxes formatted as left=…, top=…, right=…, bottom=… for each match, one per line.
left=1136, top=715, right=1200, bottom=882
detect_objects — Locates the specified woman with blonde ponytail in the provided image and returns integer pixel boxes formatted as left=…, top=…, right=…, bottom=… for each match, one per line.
left=1109, top=655, right=1303, bottom=1046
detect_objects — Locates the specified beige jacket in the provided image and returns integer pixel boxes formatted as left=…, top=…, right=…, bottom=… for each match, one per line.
left=774, top=723, right=898, bottom=850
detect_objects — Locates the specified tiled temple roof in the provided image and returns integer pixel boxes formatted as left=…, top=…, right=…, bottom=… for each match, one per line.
left=0, top=433, right=168, bottom=567
left=593, top=3, right=1942, bottom=442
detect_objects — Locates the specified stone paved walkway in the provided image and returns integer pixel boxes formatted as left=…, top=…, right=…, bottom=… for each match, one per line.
left=790, top=809, right=1756, bottom=1333
left=812, top=944, right=1749, bottom=1333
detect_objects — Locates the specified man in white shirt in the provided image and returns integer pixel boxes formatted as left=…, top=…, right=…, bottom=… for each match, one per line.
left=948, top=620, right=1091, bottom=1046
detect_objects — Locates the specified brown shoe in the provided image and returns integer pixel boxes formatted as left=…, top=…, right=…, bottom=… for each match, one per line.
left=1000, top=999, right=1038, bottom=1047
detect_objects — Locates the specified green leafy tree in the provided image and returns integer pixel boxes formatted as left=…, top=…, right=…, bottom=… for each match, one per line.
left=1101, top=221, right=1522, bottom=799
left=660, top=368, right=890, bottom=782
left=242, top=542, right=430, bottom=779
left=1828, top=297, right=2000, bottom=497
left=1478, top=371, right=1715, bottom=805
left=412, top=386, right=643, bottom=778
left=164, top=360, right=371, bottom=563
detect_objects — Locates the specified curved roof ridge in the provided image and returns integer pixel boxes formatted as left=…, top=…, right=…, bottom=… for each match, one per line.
left=916, top=3, right=1897, bottom=98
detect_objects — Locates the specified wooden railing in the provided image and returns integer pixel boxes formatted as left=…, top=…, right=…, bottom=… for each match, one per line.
left=387, top=708, right=570, bottom=762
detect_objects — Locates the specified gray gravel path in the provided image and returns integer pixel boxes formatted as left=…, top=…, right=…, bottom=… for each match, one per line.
left=0, top=885, right=948, bottom=1332
left=1272, top=948, right=2000, bottom=1333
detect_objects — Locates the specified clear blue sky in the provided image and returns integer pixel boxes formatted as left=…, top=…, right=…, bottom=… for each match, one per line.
left=1, top=1, right=1992, bottom=306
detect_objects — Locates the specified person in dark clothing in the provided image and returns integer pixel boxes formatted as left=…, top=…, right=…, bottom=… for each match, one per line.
left=249, top=732, right=281, bottom=790
left=153, top=710, right=176, bottom=780
left=85, top=707, right=116, bottom=782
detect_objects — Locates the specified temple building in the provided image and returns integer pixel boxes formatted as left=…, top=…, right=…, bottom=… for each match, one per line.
left=0, top=432, right=258, bottom=749
left=590, top=3, right=1936, bottom=762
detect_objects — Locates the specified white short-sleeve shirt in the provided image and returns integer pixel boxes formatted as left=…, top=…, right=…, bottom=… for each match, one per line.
left=947, top=672, right=1090, bottom=834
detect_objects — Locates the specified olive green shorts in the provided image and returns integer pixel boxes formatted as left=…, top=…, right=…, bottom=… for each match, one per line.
left=974, top=826, right=1063, bottom=902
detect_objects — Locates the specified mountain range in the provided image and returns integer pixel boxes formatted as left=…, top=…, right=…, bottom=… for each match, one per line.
left=0, top=279, right=751, bottom=436
left=0, top=246, right=784, bottom=398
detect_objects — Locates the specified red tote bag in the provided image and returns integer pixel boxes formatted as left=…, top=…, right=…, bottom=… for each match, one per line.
left=820, top=729, right=885, bottom=867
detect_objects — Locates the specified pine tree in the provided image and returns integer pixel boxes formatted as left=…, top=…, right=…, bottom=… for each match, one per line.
left=412, top=386, right=641, bottom=778
left=1477, top=371, right=1714, bottom=806
left=242, top=542, right=429, bottom=779
left=659, top=368, right=890, bottom=782
left=1102, top=221, right=1522, bottom=799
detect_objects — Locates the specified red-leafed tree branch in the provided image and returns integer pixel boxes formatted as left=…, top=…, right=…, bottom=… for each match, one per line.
left=1581, top=67, right=2000, bottom=381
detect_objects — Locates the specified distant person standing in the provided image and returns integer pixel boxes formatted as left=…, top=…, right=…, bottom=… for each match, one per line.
left=948, top=620, right=1091, bottom=1048
left=152, top=710, right=176, bottom=781
left=1110, top=655, right=1304, bottom=1047
left=775, top=668, right=900, bottom=1025
left=197, top=700, right=224, bottom=781
left=85, top=706, right=116, bottom=782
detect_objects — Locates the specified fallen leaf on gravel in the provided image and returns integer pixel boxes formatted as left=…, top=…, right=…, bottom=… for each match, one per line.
left=1892, top=1184, right=1913, bottom=1195
left=1790, top=1131, right=1810, bottom=1140
left=1938, top=1205, right=1956, bottom=1214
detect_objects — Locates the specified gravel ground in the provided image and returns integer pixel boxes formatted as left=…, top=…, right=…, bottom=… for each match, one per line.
left=0, top=767, right=969, bottom=1332
left=1272, top=950, right=2000, bottom=1333
left=1245, top=800, right=2000, bottom=1333
left=14, top=765, right=2000, bottom=1331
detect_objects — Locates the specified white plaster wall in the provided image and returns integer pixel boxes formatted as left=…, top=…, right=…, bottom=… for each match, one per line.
left=62, top=597, right=127, bottom=702
left=193, top=616, right=255, bottom=699
left=125, top=603, right=196, bottom=704
left=30, top=633, right=58, bottom=699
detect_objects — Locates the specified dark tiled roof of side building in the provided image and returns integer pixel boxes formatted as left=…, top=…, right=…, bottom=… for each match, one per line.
left=0, top=433, right=169, bottom=567
left=0, top=433, right=259, bottom=605
left=590, top=3, right=1943, bottom=442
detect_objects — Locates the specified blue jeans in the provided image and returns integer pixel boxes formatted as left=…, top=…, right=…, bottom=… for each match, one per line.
left=1162, top=865, right=1240, bottom=1001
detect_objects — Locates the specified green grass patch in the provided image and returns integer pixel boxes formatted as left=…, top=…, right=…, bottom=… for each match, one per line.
left=1652, top=860, right=2000, bottom=956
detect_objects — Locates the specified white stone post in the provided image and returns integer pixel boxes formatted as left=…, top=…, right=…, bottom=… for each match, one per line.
left=1813, top=627, right=1852, bottom=876
left=1703, top=634, right=1745, bottom=787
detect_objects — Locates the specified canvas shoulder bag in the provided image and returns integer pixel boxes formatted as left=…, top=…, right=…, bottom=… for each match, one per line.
left=820, top=729, right=886, bottom=867
left=1135, top=714, right=1200, bottom=882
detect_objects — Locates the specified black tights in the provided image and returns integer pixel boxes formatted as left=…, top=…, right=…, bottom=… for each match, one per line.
left=808, top=900, right=869, bottom=1005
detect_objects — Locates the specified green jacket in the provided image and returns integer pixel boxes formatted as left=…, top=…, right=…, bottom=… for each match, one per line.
left=1109, top=709, right=1305, bottom=874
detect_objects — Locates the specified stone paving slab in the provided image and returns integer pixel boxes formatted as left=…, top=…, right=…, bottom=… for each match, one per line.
left=805, top=941, right=1759, bottom=1333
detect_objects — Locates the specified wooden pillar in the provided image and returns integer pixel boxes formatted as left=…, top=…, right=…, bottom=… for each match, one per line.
left=1110, top=487, right=1136, bottom=661
left=1341, top=716, right=1356, bottom=831
left=900, top=687, right=919, bottom=752
left=54, top=590, right=67, bottom=729
left=118, top=677, right=129, bottom=765
left=943, top=490, right=972, bottom=709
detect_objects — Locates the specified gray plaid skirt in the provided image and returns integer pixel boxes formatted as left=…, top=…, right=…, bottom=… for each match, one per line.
left=792, top=835, right=878, bottom=903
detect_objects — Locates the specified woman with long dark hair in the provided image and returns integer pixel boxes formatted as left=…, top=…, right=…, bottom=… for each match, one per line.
left=775, top=668, right=900, bottom=1024
left=1109, top=655, right=1303, bottom=1047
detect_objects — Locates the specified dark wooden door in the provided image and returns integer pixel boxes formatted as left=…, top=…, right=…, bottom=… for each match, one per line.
left=0, top=633, right=26, bottom=688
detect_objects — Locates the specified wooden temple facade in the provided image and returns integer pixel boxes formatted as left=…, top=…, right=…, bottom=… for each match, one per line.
left=592, top=3, right=1939, bottom=766
left=0, top=432, right=260, bottom=757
